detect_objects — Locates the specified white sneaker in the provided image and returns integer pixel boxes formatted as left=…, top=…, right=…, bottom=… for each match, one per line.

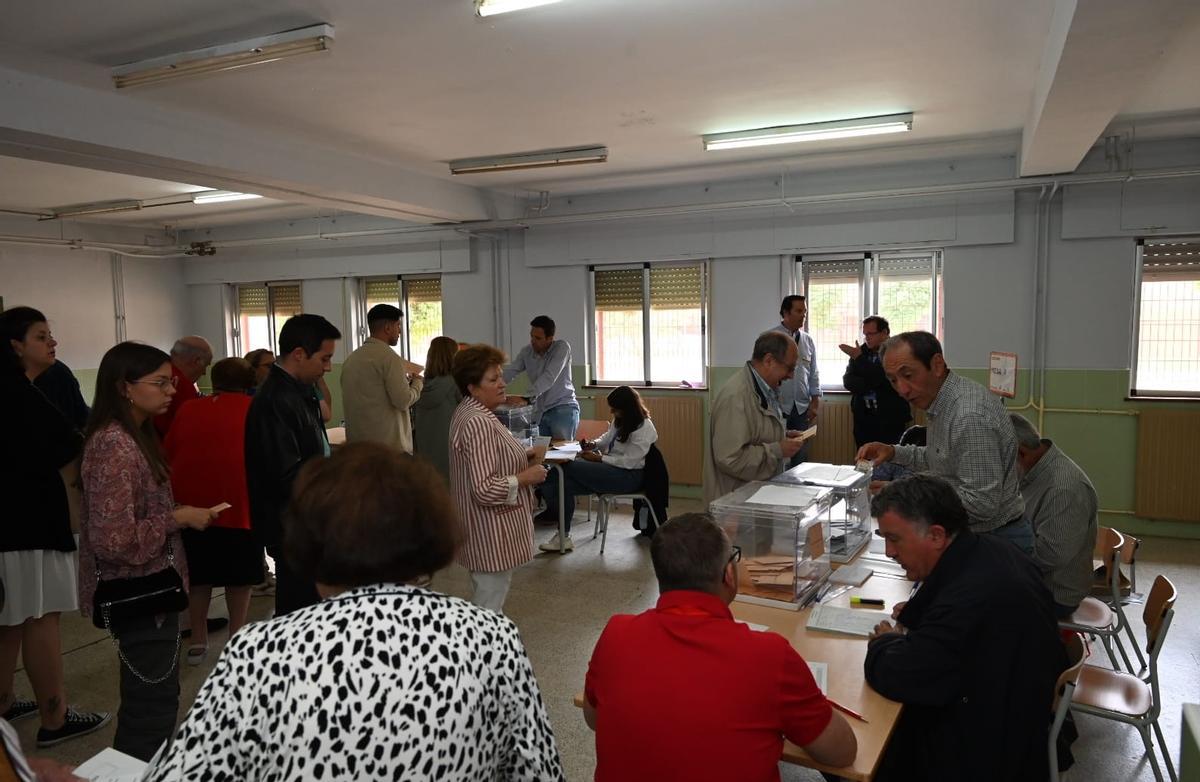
left=539, top=533, right=574, bottom=553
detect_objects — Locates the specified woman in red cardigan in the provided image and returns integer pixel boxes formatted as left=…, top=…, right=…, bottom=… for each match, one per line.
left=163, top=358, right=262, bottom=665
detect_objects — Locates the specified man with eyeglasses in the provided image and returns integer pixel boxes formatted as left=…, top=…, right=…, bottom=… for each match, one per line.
left=154, top=335, right=213, bottom=437
left=584, top=513, right=856, bottom=781
left=840, top=316, right=911, bottom=448
left=704, top=331, right=808, bottom=502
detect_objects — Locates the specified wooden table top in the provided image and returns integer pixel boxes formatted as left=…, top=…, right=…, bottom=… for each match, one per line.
left=731, top=567, right=912, bottom=781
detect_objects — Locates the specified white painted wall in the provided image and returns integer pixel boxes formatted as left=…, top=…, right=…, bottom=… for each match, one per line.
left=709, top=256, right=783, bottom=366
left=0, top=245, right=116, bottom=369
left=121, top=257, right=188, bottom=353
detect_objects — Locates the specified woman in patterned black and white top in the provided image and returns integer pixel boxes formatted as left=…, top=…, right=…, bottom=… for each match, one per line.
left=448, top=345, right=548, bottom=614
left=146, top=442, right=564, bottom=781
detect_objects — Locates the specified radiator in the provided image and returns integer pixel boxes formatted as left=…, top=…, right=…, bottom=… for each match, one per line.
left=1135, top=410, right=1200, bottom=522
left=597, top=395, right=704, bottom=485
left=809, top=402, right=857, bottom=465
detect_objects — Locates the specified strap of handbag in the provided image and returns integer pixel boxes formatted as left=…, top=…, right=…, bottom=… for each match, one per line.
left=94, top=541, right=182, bottom=685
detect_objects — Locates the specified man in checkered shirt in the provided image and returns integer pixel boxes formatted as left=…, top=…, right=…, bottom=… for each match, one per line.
left=857, top=331, right=1032, bottom=554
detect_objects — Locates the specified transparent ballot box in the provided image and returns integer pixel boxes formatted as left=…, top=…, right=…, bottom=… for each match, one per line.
left=493, top=404, right=536, bottom=445
left=709, top=481, right=833, bottom=609
left=772, top=462, right=872, bottom=563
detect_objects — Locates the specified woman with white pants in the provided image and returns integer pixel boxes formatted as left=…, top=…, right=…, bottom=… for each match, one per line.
left=448, top=345, right=547, bottom=613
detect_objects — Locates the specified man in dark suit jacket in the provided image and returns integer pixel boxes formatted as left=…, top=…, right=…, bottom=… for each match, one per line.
left=840, top=315, right=910, bottom=447
left=864, top=475, right=1067, bottom=782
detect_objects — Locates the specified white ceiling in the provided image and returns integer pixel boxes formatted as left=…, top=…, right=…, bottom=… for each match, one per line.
left=1, top=0, right=1199, bottom=227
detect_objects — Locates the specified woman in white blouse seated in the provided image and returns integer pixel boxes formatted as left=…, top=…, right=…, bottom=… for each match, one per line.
left=539, top=385, right=658, bottom=553
left=147, top=442, right=565, bottom=782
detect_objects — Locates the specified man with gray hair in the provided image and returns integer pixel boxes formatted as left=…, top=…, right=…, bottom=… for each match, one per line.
left=856, top=331, right=1030, bottom=553
left=1010, top=413, right=1098, bottom=617
left=154, top=335, right=213, bottom=437
left=583, top=513, right=856, bottom=780
left=704, top=331, right=808, bottom=502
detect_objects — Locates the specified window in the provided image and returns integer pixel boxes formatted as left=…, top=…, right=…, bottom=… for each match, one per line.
left=234, top=283, right=302, bottom=355
left=589, top=263, right=707, bottom=387
left=1132, top=238, right=1200, bottom=397
left=359, top=276, right=443, bottom=362
left=799, top=251, right=943, bottom=390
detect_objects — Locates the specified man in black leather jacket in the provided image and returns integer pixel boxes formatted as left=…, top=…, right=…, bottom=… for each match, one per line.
left=245, top=314, right=341, bottom=616
left=840, top=315, right=910, bottom=447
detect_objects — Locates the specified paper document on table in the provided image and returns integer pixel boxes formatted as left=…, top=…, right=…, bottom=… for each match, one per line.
left=545, top=448, right=578, bottom=461
left=736, top=619, right=770, bottom=632
left=74, top=748, right=148, bottom=782
left=807, top=661, right=829, bottom=694
left=796, top=463, right=861, bottom=486
left=806, top=605, right=891, bottom=637
left=745, top=484, right=825, bottom=508
left=829, top=563, right=874, bottom=586
left=553, top=442, right=583, bottom=452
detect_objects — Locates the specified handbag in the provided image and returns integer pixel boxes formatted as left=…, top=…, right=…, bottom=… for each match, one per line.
left=93, top=542, right=187, bottom=684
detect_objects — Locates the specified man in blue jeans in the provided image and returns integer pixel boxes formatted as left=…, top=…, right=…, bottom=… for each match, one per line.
left=504, top=315, right=580, bottom=440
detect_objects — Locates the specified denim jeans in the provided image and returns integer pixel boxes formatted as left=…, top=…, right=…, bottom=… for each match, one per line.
left=989, top=516, right=1035, bottom=556
left=785, top=408, right=811, bottom=468
left=543, top=460, right=644, bottom=534
left=538, top=404, right=580, bottom=440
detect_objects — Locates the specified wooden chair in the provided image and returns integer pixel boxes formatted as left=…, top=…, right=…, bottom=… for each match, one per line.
left=1059, top=528, right=1138, bottom=672
left=1071, top=575, right=1178, bottom=782
left=1091, top=531, right=1141, bottom=604
left=1049, top=632, right=1088, bottom=782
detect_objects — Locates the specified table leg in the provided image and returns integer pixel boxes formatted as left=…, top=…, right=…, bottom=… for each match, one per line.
left=550, top=463, right=567, bottom=553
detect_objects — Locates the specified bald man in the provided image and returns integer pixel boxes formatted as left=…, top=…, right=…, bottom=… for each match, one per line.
left=154, top=336, right=214, bottom=437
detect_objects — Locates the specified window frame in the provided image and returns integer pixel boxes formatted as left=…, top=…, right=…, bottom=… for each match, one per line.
left=585, top=260, right=710, bottom=389
left=797, top=249, right=943, bottom=392
left=230, top=281, right=303, bottom=356
left=357, top=275, right=443, bottom=361
left=1129, top=238, right=1200, bottom=399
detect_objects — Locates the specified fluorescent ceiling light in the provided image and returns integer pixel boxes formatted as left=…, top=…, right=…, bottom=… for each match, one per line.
left=703, top=113, right=914, bottom=151
left=192, top=191, right=263, bottom=204
left=449, top=146, right=607, bottom=174
left=476, top=0, right=563, bottom=17
left=112, top=24, right=334, bottom=89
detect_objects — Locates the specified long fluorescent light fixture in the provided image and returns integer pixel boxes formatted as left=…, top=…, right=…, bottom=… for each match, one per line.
left=703, top=113, right=914, bottom=151
left=449, top=146, right=607, bottom=175
left=112, top=24, right=334, bottom=89
left=192, top=191, right=263, bottom=204
left=476, top=0, right=563, bottom=17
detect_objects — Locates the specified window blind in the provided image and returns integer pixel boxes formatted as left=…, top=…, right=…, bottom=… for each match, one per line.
left=269, top=284, right=303, bottom=321
left=237, top=286, right=268, bottom=317
left=594, top=268, right=645, bottom=309
left=405, top=277, right=442, bottom=304
left=649, top=265, right=703, bottom=309
left=364, top=278, right=400, bottom=306
left=1143, top=239, right=1200, bottom=279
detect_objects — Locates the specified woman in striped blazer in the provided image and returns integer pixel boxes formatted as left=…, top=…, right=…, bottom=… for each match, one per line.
left=449, top=345, right=548, bottom=613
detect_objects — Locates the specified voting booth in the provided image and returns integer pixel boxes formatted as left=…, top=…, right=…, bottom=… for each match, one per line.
left=709, top=481, right=833, bottom=608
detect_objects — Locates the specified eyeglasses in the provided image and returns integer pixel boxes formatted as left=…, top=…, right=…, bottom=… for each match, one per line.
left=130, top=376, right=178, bottom=391
left=727, top=545, right=742, bottom=566
left=863, top=330, right=881, bottom=337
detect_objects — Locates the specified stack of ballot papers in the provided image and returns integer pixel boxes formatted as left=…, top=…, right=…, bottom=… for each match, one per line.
left=806, top=604, right=891, bottom=637
left=744, top=555, right=795, bottom=589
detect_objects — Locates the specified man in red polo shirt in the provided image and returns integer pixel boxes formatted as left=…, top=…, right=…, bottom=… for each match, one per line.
left=154, top=335, right=213, bottom=438
left=584, top=513, right=857, bottom=781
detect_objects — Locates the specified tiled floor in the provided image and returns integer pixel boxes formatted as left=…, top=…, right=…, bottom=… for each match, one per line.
left=11, top=502, right=1199, bottom=780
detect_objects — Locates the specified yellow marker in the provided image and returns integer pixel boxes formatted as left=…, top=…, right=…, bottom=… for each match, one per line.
left=850, top=596, right=885, bottom=607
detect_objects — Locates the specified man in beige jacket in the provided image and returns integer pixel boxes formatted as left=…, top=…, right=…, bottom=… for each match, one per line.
left=703, top=331, right=808, bottom=503
left=341, top=304, right=424, bottom=453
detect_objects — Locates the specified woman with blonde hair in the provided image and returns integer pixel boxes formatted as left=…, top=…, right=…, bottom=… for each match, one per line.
left=413, top=336, right=461, bottom=482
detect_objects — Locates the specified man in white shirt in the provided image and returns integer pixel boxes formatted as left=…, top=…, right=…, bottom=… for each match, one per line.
left=771, top=296, right=821, bottom=467
left=504, top=315, right=580, bottom=440
left=340, top=304, right=424, bottom=453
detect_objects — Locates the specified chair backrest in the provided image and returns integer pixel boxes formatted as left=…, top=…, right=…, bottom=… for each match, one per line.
left=1117, top=532, right=1140, bottom=595
left=1093, top=527, right=1124, bottom=570
left=1051, top=632, right=1089, bottom=712
left=1143, top=574, right=1178, bottom=654
left=576, top=419, right=610, bottom=442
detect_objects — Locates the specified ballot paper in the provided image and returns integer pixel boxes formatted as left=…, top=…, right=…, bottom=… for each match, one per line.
left=73, top=748, right=148, bottom=782
left=736, top=620, right=771, bottom=632
left=795, top=463, right=862, bottom=486
left=552, top=442, right=583, bottom=453
left=807, top=661, right=829, bottom=694
left=545, top=448, right=578, bottom=461
left=806, top=604, right=891, bottom=637
left=745, top=483, right=825, bottom=508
